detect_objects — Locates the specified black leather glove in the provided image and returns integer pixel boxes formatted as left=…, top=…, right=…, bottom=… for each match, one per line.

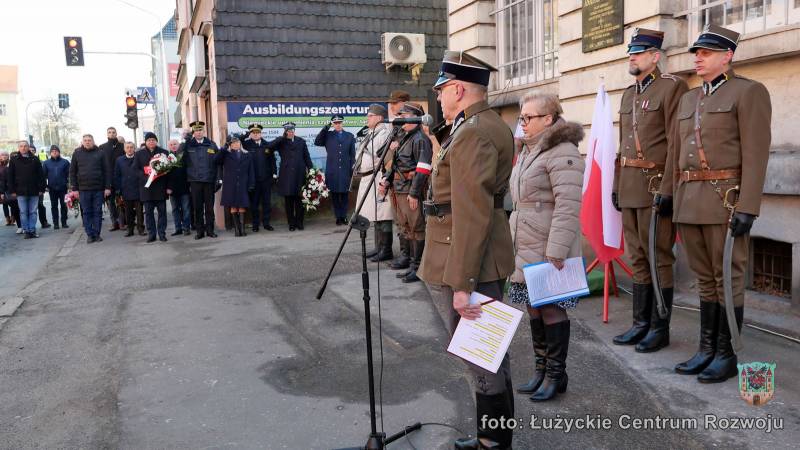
left=653, top=193, right=673, bottom=217
left=730, top=212, right=756, bottom=237
left=611, top=192, right=621, bottom=212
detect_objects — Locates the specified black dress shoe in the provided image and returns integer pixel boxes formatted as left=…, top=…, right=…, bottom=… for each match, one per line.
left=147, top=236, right=157, bottom=243
left=86, top=236, right=96, bottom=243
left=183, top=229, right=191, bottom=236
left=171, top=230, right=183, bottom=236
left=41, top=223, right=51, bottom=229
left=289, top=227, right=296, bottom=232
left=62, top=223, right=69, bottom=228
left=95, top=236, right=103, bottom=242
left=207, top=231, right=218, bottom=238
left=159, top=236, right=168, bottom=242
left=264, top=224, right=274, bottom=231
left=194, top=232, right=205, bottom=240
left=125, top=229, right=134, bottom=237
left=54, top=224, right=60, bottom=230
left=24, top=232, right=32, bottom=239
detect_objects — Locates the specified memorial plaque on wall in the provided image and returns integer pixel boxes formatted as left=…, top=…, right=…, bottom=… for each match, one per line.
left=582, top=0, right=624, bottom=53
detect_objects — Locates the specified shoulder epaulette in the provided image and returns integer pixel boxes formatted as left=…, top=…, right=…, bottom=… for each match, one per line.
left=660, top=73, right=680, bottom=82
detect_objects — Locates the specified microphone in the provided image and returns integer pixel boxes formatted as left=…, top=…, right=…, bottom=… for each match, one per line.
left=383, top=114, right=434, bottom=127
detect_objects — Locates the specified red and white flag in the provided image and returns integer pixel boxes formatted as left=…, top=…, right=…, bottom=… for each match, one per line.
left=580, top=83, right=623, bottom=263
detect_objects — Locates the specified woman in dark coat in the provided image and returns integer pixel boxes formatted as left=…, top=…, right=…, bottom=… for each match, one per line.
left=268, top=122, right=312, bottom=231
left=314, top=115, right=356, bottom=225
left=216, top=136, right=255, bottom=236
left=114, top=141, right=145, bottom=236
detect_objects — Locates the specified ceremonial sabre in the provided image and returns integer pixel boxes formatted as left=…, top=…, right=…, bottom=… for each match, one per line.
left=722, top=186, right=744, bottom=353
left=648, top=175, right=668, bottom=319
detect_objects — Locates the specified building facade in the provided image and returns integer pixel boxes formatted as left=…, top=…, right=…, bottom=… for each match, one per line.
left=0, top=65, right=21, bottom=151
left=449, top=0, right=800, bottom=313
left=151, top=18, right=181, bottom=142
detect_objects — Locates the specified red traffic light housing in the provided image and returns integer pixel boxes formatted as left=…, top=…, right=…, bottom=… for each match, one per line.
left=63, top=36, right=84, bottom=66
left=125, top=96, right=139, bottom=129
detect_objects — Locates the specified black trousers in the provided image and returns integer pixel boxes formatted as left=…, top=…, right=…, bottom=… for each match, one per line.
left=9, top=200, right=20, bottom=226
left=38, top=194, right=48, bottom=226
left=48, top=189, right=68, bottom=225
left=124, top=199, right=144, bottom=232
left=250, top=179, right=273, bottom=228
left=190, top=182, right=215, bottom=233
left=284, top=196, right=304, bottom=228
left=144, top=200, right=167, bottom=238
left=331, top=192, right=349, bottom=220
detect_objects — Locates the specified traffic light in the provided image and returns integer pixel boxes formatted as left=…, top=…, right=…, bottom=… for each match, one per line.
left=125, top=96, right=139, bottom=129
left=64, top=36, right=84, bottom=66
left=58, top=93, right=69, bottom=109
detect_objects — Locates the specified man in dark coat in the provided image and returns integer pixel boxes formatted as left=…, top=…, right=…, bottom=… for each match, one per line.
left=7, top=140, right=45, bottom=238
left=181, top=121, right=221, bottom=239
left=114, top=141, right=145, bottom=237
left=268, top=122, right=312, bottom=231
left=28, top=145, right=51, bottom=230
left=134, top=132, right=171, bottom=243
left=314, top=114, right=356, bottom=225
left=99, top=127, right=126, bottom=231
left=42, top=145, right=71, bottom=229
left=69, top=134, right=112, bottom=243
left=166, top=139, right=191, bottom=236
left=243, top=124, right=277, bottom=232
left=0, top=149, right=21, bottom=230
left=216, top=135, right=255, bottom=236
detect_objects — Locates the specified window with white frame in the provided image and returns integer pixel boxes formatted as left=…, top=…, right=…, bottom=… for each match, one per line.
left=0, top=104, right=6, bottom=116
left=676, top=0, right=800, bottom=41
left=493, top=0, right=559, bottom=89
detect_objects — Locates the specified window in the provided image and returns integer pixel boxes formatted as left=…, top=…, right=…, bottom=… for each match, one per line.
left=493, top=0, right=559, bottom=89
left=0, top=104, right=6, bottom=116
left=0, top=125, right=7, bottom=138
left=750, top=238, right=792, bottom=298
left=677, top=0, right=800, bottom=40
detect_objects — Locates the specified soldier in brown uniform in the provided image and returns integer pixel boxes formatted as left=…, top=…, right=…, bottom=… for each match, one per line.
left=612, top=29, right=689, bottom=352
left=660, top=24, right=771, bottom=383
left=419, top=51, right=515, bottom=450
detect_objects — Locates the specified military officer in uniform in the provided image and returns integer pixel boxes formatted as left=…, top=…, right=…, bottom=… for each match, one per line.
left=612, top=29, right=689, bottom=353
left=378, top=102, right=432, bottom=283
left=382, top=90, right=412, bottom=266
left=181, top=121, right=222, bottom=239
left=243, top=124, right=277, bottom=231
left=315, top=114, right=356, bottom=225
left=418, top=51, right=515, bottom=450
left=660, top=24, right=771, bottom=383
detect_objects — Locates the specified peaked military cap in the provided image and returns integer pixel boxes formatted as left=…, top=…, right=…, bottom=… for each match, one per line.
left=434, top=50, right=497, bottom=89
left=627, top=28, right=664, bottom=54
left=398, top=102, right=425, bottom=117
left=367, top=103, right=388, bottom=117
left=690, top=24, right=739, bottom=53
left=331, top=114, right=344, bottom=123
left=283, top=122, right=296, bottom=131
left=189, top=121, right=205, bottom=131
left=248, top=123, right=263, bottom=132
left=387, top=90, right=411, bottom=104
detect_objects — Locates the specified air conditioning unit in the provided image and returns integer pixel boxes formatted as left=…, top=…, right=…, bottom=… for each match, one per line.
left=381, top=33, right=427, bottom=67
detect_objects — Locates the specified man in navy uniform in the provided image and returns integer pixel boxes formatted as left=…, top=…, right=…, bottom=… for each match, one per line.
left=243, top=123, right=277, bottom=231
left=181, top=121, right=221, bottom=239
left=269, top=122, right=313, bottom=231
left=315, top=114, right=356, bottom=225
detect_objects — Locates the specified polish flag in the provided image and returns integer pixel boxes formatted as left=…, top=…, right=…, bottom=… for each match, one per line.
left=580, top=84, right=623, bottom=263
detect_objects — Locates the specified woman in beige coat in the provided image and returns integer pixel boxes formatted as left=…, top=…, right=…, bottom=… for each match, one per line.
left=509, top=92, right=585, bottom=402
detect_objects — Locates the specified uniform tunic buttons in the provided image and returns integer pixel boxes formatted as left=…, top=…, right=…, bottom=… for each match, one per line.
left=689, top=153, right=694, bottom=157
left=446, top=236, right=450, bottom=241
left=691, top=141, right=695, bottom=145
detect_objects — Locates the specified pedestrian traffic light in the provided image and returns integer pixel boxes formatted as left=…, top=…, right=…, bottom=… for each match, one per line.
left=58, top=93, right=70, bottom=109
left=125, top=96, right=138, bottom=129
left=64, top=36, right=84, bottom=66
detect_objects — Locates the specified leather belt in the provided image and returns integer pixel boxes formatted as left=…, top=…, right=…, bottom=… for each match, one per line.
left=423, top=195, right=505, bottom=217
left=620, top=156, right=665, bottom=171
left=357, top=169, right=375, bottom=176
left=680, top=169, right=741, bottom=182
left=394, top=171, right=414, bottom=181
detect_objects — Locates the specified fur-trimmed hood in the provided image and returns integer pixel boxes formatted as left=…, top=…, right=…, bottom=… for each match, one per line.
left=530, top=118, right=585, bottom=152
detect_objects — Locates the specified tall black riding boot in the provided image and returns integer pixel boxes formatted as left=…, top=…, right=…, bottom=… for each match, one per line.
left=232, top=214, right=242, bottom=236
left=454, top=391, right=514, bottom=450
left=531, top=320, right=569, bottom=402
left=366, top=228, right=380, bottom=258
left=636, top=288, right=673, bottom=353
left=613, top=283, right=652, bottom=345
left=402, top=239, right=424, bottom=283
left=238, top=213, right=247, bottom=236
left=675, top=301, right=720, bottom=374
left=370, top=231, right=394, bottom=262
left=698, top=306, right=743, bottom=383
left=517, top=317, right=547, bottom=394
left=389, top=236, right=410, bottom=269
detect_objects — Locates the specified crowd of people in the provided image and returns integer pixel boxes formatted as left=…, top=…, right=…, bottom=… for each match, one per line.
left=0, top=23, right=772, bottom=450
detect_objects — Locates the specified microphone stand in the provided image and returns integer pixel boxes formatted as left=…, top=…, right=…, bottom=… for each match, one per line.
left=317, top=126, right=422, bottom=450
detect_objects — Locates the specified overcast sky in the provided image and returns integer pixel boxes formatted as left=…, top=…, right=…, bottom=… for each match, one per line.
left=1, top=0, right=174, bottom=143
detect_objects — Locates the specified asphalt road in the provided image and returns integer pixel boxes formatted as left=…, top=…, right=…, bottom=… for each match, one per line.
left=0, top=215, right=796, bottom=449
